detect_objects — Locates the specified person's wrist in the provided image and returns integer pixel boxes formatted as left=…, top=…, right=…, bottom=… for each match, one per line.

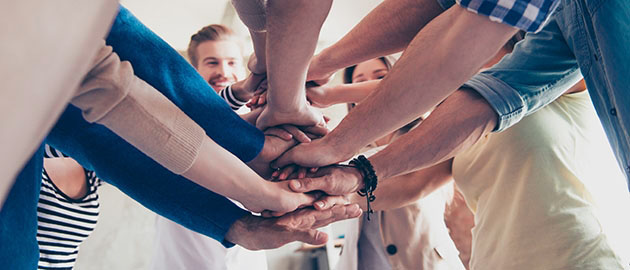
left=259, top=180, right=277, bottom=202
left=325, top=85, right=342, bottom=105
left=266, top=95, right=310, bottom=114
left=225, top=214, right=255, bottom=247
left=230, top=80, right=254, bottom=102
left=322, top=131, right=358, bottom=163
left=309, top=52, right=336, bottom=82
left=369, top=154, right=390, bottom=181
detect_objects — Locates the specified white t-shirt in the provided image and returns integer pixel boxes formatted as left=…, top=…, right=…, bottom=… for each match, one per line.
left=452, top=91, right=630, bottom=269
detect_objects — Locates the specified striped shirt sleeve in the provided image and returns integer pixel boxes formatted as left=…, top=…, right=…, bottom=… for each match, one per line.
left=219, top=84, right=249, bottom=111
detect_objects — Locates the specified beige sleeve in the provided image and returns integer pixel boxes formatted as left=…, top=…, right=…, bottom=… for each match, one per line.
left=231, top=0, right=267, bottom=32
left=70, top=42, right=205, bottom=174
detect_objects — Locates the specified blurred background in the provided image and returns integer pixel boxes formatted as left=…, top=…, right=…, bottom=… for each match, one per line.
left=75, top=1, right=383, bottom=269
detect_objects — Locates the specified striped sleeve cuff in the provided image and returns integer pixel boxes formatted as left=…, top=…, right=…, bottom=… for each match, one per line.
left=219, top=85, right=249, bottom=111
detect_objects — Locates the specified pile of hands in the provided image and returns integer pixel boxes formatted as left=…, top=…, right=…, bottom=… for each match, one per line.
left=224, top=57, right=369, bottom=250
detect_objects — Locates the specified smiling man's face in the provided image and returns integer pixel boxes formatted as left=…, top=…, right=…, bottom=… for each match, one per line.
left=194, top=40, right=246, bottom=92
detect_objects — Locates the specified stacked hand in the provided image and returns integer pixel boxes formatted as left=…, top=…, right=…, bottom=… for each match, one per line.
left=226, top=203, right=361, bottom=250
left=232, top=128, right=362, bottom=250
left=225, top=54, right=366, bottom=250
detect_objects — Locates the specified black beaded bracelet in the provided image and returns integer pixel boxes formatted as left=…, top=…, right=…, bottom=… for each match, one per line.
left=349, top=155, right=378, bottom=221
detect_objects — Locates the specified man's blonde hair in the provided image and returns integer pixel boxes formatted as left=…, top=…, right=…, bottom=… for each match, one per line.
left=187, top=24, right=239, bottom=67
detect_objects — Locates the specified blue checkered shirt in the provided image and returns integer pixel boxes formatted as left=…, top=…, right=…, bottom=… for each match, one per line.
left=457, top=0, right=560, bottom=32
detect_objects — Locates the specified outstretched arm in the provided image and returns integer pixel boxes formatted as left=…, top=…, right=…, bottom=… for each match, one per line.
left=284, top=88, right=497, bottom=198
left=73, top=43, right=316, bottom=214
left=309, top=160, right=454, bottom=212
left=254, top=0, right=333, bottom=129
left=368, top=88, right=497, bottom=181
left=107, top=6, right=265, bottom=163
left=226, top=203, right=361, bottom=250
left=275, top=6, right=515, bottom=168
left=307, top=0, right=444, bottom=82
left=307, top=80, right=380, bottom=108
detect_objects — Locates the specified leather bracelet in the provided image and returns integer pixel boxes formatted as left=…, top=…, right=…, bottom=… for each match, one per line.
left=350, top=155, right=378, bottom=220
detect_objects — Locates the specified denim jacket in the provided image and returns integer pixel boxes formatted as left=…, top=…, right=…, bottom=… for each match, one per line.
left=440, top=0, right=630, bottom=188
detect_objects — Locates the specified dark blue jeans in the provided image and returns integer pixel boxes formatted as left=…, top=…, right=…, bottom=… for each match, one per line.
left=0, top=6, right=264, bottom=268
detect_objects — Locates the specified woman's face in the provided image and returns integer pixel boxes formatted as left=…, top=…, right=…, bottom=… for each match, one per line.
left=194, top=40, right=246, bottom=92
left=351, top=58, right=389, bottom=83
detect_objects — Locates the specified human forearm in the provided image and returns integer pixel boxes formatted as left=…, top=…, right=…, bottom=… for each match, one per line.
left=248, top=30, right=267, bottom=74
left=183, top=137, right=294, bottom=213
left=350, top=160, right=453, bottom=211
left=308, top=0, right=443, bottom=80
left=265, top=0, right=332, bottom=110
left=240, top=108, right=263, bottom=126
left=329, top=81, right=380, bottom=104
left=48, top=107, right=249, bottom=248
left=369, top=88, right=497, bottom=180
left=308, top=80, right=379, bottom=107
left=108, top=7, right=264, bottom=163
left=225, top=204, right=361, bottom=250
left=325, top=6, right=516, bottom=158
left=72, top=44, right=205, bottom=174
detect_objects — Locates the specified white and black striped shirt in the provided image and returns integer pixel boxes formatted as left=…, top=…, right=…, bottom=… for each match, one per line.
left=218, top=84, right=249, bottom=111
left=37, top=145, right=101, bottom=270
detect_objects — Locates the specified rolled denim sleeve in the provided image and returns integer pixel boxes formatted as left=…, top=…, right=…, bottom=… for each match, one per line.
left=463, top=10, right=582, bottom=132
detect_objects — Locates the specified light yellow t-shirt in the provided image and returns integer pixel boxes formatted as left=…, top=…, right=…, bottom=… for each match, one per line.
left=452, top=91, right=630, bottom=269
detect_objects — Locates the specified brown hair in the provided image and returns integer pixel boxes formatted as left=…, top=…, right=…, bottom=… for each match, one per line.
left=343, top=56, right=396, bottom=84
left=343, top=56, right=424, bottom=140
left=344, top=56, right=396, bottom=111
left=187, top=24, right=238, bottom=68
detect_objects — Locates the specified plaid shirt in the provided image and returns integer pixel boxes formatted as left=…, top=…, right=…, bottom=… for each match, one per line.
left=457, top=0, right=560, bottom=32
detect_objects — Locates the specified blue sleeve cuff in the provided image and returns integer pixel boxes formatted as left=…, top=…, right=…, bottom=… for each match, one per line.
left=463, top=73, right=526, bottom=132
left=219, top=212, right=249, bottom=248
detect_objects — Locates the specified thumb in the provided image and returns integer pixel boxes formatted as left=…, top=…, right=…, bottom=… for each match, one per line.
left=289, top=177, right=328, bottom=193
left=272, top=148, right=297, bottom=168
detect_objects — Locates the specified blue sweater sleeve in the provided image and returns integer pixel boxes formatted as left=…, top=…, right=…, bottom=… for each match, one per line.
left=106, top=6, right=264, bottom=163
left=43, top=5, right=268, bottom=247
left=48, top=106, right=247, bottom=247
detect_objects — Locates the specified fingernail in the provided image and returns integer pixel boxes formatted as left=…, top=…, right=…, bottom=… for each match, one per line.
left=315, top=201, right=324, bottom=208
left=272, top=171, right=279, bottom=178
left=291, top=180, right=301, bottom=189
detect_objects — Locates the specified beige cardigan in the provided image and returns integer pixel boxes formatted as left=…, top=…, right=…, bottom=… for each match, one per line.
left=335, top=183, right=465, bottom=270
left=71, top=42, right=205, bottom=174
